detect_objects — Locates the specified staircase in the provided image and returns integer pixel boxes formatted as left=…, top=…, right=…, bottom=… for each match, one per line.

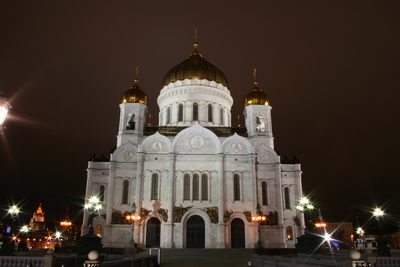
left=159, top=248, right=256, bottom=267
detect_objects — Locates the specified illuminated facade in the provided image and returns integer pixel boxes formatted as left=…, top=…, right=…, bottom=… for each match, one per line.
left=29, top=204, right=45, bottom=232
left=82, top=41, right=305, bottom=248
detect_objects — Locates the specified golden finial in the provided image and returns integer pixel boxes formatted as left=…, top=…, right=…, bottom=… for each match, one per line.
left=134, top=66, right=139, bottom=84
left=237, top=114, right=242, bottom=127
left=147, top=113, right=152, bottom=126
left=252, top=66, right=259, bottom=88
left=193, top=29, right=199, bottom=49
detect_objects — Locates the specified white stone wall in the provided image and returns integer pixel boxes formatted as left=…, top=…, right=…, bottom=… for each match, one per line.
left=157, top=79, right=233, bottom=127
left=83, top=112, right=305, bottom=249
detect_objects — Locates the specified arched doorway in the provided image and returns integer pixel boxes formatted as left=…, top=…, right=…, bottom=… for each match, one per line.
left=231, top=218, right=245, bottom=248
left=186, top=215, right=205, bottom=248
left=146, top=218, right=161, bottom=248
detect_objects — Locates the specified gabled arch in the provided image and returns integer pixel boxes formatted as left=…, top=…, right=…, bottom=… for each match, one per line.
left=172, top=122, right=221, bottom=154
left=111, top=141, right=138, bottom=162
left=222, top=133, right=254, bottom=154
left=139, top=132, right=173, bottom=153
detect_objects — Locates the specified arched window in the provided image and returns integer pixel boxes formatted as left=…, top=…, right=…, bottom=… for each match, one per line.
left=122, top=180, right=129, bottom=204
left=99, top=185, right=105, bottom=202
left=233, top=174, right=240, bottom=201
left=178, top=103, right=184, bottom=122
left=201, top=174, right=208, bottom=200
left=220, top=108, right=224, bottom=125
left=256, top=116, right=266, bottom=132
left=284, top=187, right=291, bottom=209
left=193, top=102, right=198, bottom=121
left=127, top=114, right=135, bottom=130
left=261, top=181, right=268, bottom=205
left=166, top=107, right=171, bottom=124
left=286, top=226, right=293, bottom=240
left=151, top=173, right=159, bottom=200
left=208, top=104, right=213, bottom=122
left=192, top=174, right=199, bottom=200
left=183, top=174, right=190, bottom=200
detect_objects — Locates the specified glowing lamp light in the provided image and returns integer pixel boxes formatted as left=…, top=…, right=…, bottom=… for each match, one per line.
left=252, top=215, right=267, bottom=222
left=54, top=231, right=62, bottom=239
left=126, top=214, right=141, bottom=222
left=8, top=205, right=20, bottom=216
left=299, top=197, right=310, bottom=205
left=20, top=225, right=29, bottom=233
left=89, top=196, right=100, bottom=204
left=356, top=227, right=365, bottom=236
left=60, top=220, right=72, bottom=227
left=84, top=196, right=102, bottom=211
left=373, top=207, right=384, bottom=218
left=296, top=205, right=304, bottom=212
left=0, top=95, right=11, bottom=126
left=323, top=232, right=332, bottom=243
left=315, top=222, right=327, bottom=228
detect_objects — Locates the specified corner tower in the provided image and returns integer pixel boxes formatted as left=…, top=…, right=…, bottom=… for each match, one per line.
left=157, top=39, right=233, bottom=127
left=117, top=68, right=148, bottom=147
left=243, top=68, right=274, bottom=148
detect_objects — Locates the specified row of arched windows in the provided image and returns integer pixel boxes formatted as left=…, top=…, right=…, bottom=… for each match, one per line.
left=183, top=173, right=208, bottom=201
left=163, top=103, right=226, bottom=125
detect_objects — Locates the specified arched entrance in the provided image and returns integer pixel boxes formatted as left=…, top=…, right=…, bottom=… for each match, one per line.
left=146, top=218, right=161, bottom=248
left=186, top=215, right=205, bottom=248
left=231, top=218, right=245, bottom=248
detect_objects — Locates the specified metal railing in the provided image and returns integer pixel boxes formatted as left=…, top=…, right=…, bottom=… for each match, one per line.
left=0, top=256, right=44, bottom=267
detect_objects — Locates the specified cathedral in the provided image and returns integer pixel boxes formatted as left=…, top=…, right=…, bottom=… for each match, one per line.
left=82, top=40, right=305, bottom=249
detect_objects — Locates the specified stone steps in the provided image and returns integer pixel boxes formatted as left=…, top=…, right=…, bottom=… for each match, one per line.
left=158, top=249, right=257, bottom=267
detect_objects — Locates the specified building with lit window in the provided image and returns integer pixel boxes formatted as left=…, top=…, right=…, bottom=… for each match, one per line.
left=82, top=40, right=305, bottom=248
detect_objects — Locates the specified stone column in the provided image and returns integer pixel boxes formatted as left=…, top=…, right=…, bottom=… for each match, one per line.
left=164, top=153, right=176, bottom=248
left=216, top=153, right=225, bottom=248
left=102, top=162, right=116, bottom=246
left=135, top=153, right=145, bottom=246
left=82, top=166, right=93, bottom=235
left=275, top=164, right=285, bottom=247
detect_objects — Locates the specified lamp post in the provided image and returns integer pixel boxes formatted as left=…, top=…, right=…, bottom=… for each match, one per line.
left=372, top=207, right=390, bottom=257
left=126, top=202, right=141, bottom=248
left=252, top=204, right=267, bottom=249
left=0, top=92, right=12, bottom=134
left=84, top=196, right=102, bottom=235
left=7, top=205, right=21, bottom=235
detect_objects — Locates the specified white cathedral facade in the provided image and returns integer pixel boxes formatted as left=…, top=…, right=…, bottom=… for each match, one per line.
left=82, top=41, right=306, bottom=249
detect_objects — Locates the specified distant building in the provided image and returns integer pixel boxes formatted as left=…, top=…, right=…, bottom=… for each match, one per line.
left=29, top=204, right=45, bottom=231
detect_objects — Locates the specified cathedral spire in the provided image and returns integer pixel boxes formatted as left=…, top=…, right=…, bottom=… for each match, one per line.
left=134, top=66, right=139, bottom=85
left=193, top=29, right=199, bottom=50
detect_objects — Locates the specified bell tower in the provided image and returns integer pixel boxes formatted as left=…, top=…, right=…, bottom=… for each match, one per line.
left=243, top=68, right=274, bottom=149
left=117, top=68, right=148, bottom=147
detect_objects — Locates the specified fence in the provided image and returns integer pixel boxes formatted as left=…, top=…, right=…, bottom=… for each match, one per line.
left=369, top=257, right=400, bottom=267
left=251, top=256, right=348, bottom=267
left=0, top=256, right=44, bottom=267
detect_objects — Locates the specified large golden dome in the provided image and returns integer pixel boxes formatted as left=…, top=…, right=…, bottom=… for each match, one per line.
left=162, top=43, right=228, bottom=87
left=121, top=80, right=148, bottom=104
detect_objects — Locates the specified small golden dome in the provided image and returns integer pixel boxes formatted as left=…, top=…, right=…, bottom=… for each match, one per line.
left=244, top=68, right=270, bottom=106
left=162, top=42, right=228, bottom=87
left=244, top=81, right=269, bottom=106
left=121, top=80, right=148, bottom=104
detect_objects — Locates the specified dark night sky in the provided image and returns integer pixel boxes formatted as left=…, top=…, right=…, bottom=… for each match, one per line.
left=1, top=1, right=399, bottom=224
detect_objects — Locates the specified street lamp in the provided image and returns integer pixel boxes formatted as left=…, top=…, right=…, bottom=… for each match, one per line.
left=252, top=204, right=267, bottom=249
left=296, top=196, right=314, bottom=212
left=84, top=196, right=102, bottom=235
left=373, top=207, right=384, bottom=218
left=126, top=202, right=141, bottom=248
left=0, top=92, right=12, bottom=134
